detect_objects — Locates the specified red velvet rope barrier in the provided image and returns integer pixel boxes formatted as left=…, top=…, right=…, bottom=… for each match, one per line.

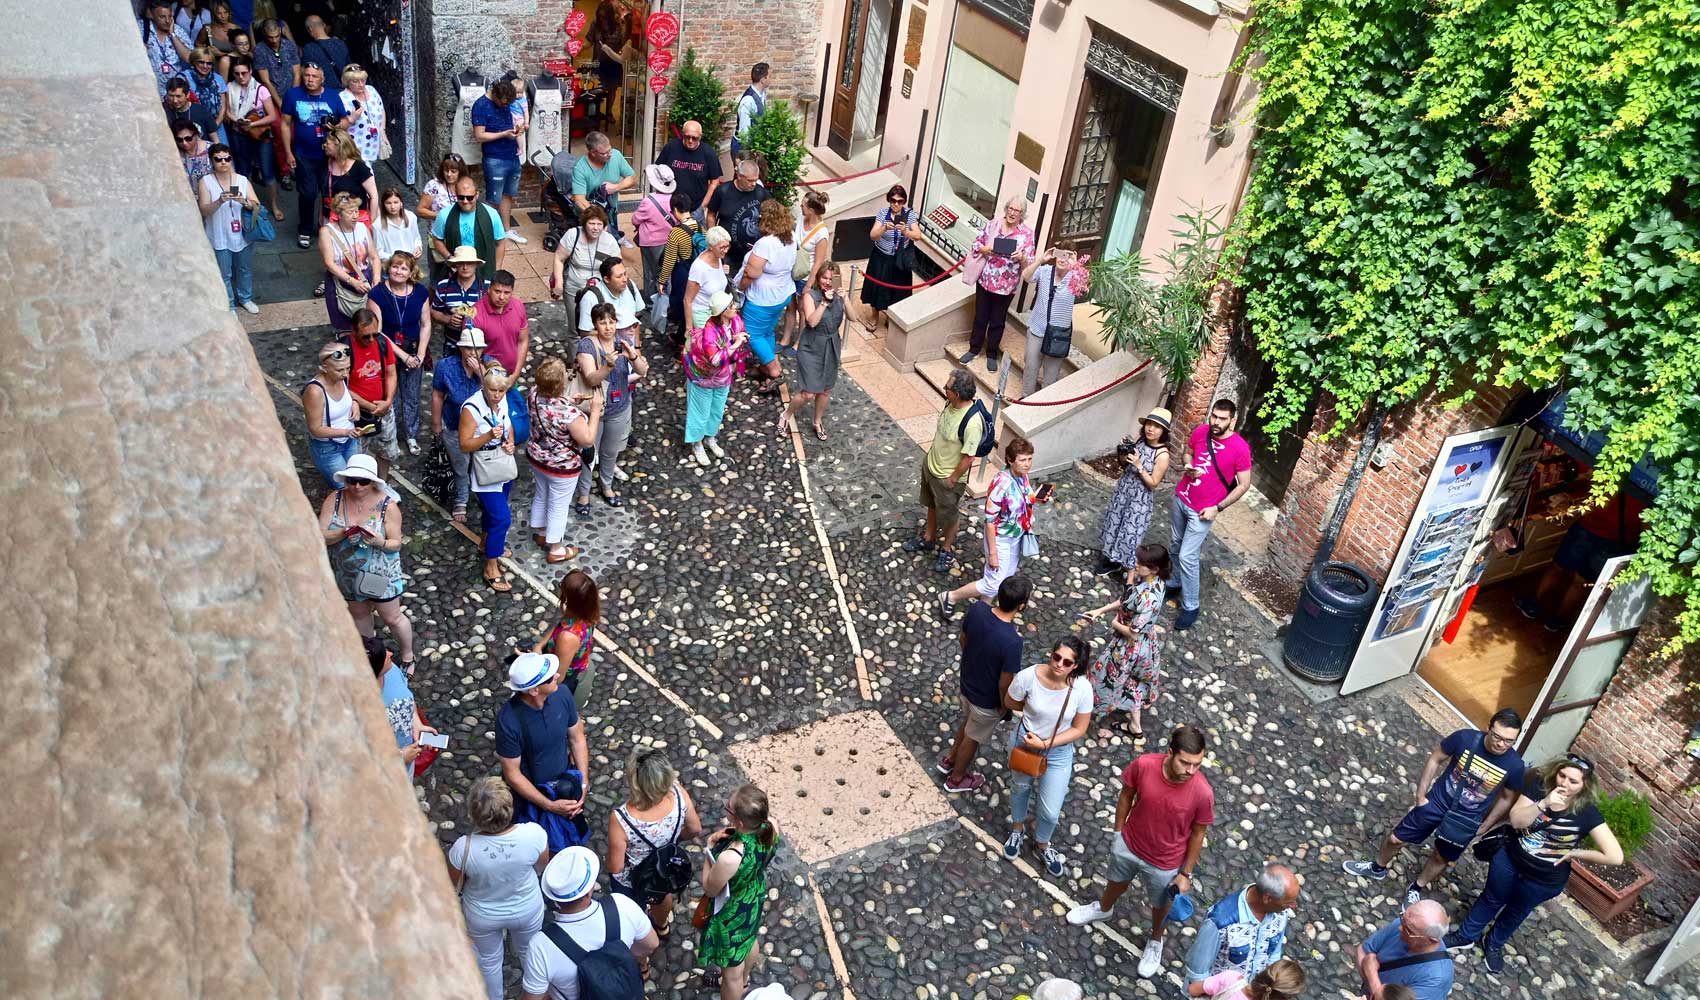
left=1003, top=357, right=1154, bottom=406
left=798, top=160, right=908, bottom=188
left=856, top=257, right=968, bottom=290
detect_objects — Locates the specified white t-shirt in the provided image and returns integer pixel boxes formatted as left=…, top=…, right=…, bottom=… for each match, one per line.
left=373, top=211, right=423, bottom=261
left=745, top=235, right=798, bottom=306
left=688, top=255, right=728, bottom=318
left=520, top=894, right=654, bottom=1000
left=1007, top=666, right=1094, bottom=739
left=200, top=173, right=250, bottom=252
left=577, top=280, right=646, bottom=330
left=795, top=218, right=829, bottom=275
left=450, top=823, right=549, bottom=923
left=461, top=390, right=510, bottom=494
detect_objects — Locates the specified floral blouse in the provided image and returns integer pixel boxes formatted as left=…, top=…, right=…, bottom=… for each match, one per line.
left=526, top=393, right=585, bottom=476
left=686, top=314, right=744, bottom=389
left=984, top=469, right=1036, bottom=539
left=971, top=220, right=1036, bottom=296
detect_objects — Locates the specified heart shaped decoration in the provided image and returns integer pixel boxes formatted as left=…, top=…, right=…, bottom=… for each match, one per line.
left=648, top=48, right=674, bottom=74
left=649, top=73, right=670, bottom=94
left=1454, top=464, right=1468, bottom=475
left=566, top=38, right=584, bottom=57
left=564, top=10, right=588, bottom=36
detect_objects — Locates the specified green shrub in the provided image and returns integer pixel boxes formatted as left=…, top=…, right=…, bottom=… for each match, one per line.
left=666, top=48, right=732, bottom=145
left=1594, top=789, right=1654, bottom=863
left=740, top=100, right=807, bottom=205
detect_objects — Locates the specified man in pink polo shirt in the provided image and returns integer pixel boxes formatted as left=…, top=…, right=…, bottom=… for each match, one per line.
left=1067, top=724, right=1215, bottom=979
left=1169, top=399, right=1252, bottom=630
left=473, top=269, right=529, bottom=389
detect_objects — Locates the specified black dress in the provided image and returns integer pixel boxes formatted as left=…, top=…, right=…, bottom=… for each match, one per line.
left=860, top=207, right=915, bottom=312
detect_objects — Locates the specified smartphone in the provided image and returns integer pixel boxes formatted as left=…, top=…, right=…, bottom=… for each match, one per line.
left=228, top=186, right=240, bottom=197
left=417, top=731, right=450, bottom=750
left=1034, top=483, right=1055, bottom=502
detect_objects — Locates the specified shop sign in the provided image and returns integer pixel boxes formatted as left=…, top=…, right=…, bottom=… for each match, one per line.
left=542, top=57, right=572, bottom=76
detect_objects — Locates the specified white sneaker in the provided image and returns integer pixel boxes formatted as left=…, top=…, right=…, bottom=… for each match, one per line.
left=704, top=436, right=725, bottom=459
left=613, top=466, right=630, bottom=482
left=506, top=231, right=529, bottom=245
left=691, top=442, right=710, bottom=466
left=239, top=300, right=260, bottom=314
left=618, top=235, right=635, bottom=249
left=1065, top=901, right=1113, bottom=926
left=1137, top=938, right=1164, bottom=978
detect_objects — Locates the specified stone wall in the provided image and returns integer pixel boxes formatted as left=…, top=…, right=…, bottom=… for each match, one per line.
left=424, top=0, right=823, bottom=168
left=1572, top=602, right=1700, bottom=921
left=0, top=4, right=485, bottom=996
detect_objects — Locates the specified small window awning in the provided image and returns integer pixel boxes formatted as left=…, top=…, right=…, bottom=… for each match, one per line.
left=1534, top=391, right=1661, bottom=499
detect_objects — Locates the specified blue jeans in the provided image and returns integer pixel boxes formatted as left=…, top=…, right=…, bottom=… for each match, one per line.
left=478, top=480, right=514, bottom=558
left=1008, top=726, right=1076, bottom=844
left=214, top=244, right=254, bottom=308
left=308, top=435, right=359, bottom=490
left=395, top=363, right=423, bottom=442
left=1458, top=849, right=1566, bottom=951
left=232, top=130, right=275, bottom=186
left=1170, top=494, right=1216, bottom=612
left=482, top=156, right=521, bottom=203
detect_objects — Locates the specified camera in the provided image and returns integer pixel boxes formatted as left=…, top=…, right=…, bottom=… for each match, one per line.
left=1115, top=436, right=1139, bottom=458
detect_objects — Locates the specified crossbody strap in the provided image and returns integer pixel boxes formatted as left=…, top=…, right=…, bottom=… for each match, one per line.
left=1377, top=949, right=1453, bottom=973
left=1043, top=681, right=1074, bottom=746
left=1205, top=434, right=1234, bottom=493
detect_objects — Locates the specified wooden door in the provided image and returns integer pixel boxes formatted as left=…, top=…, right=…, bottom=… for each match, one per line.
left=828, top=0, right=874, bottom=158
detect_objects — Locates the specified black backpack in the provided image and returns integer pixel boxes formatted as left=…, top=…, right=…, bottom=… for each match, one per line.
left=619, top=794, right=694, bottom=904
left=540, top=901, right=644, bottom=1000
left=958, top=399, right=997, bottom=459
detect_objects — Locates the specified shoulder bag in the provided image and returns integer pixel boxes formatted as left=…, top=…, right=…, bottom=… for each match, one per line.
left=327, top=224, right=372, bottom=319
left=1472, top=811, right=1558, bottom=862
left=1009, top=682, right=1073, bottom=778
left=793, top=222, right=826, bottom=280
left=467, top=403, right=518, bottom=486
left=891, top=210, right=919, bottom=272
left=243, top=202, right=276, bottom=242
left=452, top=834, right=477, bottom=896
left=1039, top=268, right=1073, bottom=359
left=350, top=496, right=397, bottom=600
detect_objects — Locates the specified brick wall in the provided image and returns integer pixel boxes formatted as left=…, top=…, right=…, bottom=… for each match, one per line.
left=423, top=0, right=821, bottom=171
left=1265, top=386, right=1515, bottom=584
left=1571, top=601, right=1700, bottom=920
left=1172, top=282, right=1236, bottom=434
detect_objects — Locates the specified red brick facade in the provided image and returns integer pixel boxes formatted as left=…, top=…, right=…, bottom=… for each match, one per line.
left=1571, top=603, right=1700, bottom=920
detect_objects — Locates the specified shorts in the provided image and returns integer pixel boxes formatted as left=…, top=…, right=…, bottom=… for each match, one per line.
left=1107, top=833, right=1180, bottom=902
left=975, top=534, right=1022, bottom=599
left=482, top=155, right=521, bottom=202
left=1392, top=800, right=1469, bottom=862
left=362, top=409, right=403, bottom=462
left=959, top=694, right=1003, bottom=743
left=1553, top=522, right=1632, bottom=581
left=919, top=461, right=968, bottom=530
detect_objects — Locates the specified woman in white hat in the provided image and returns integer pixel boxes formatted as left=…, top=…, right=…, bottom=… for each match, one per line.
left=631, top=162, right=678, bottom=305
left=430, top=326, right=492, bottom=522
left=303, top=340, right=361, bottom=490
left=1097, top=409, right=1172, bottom=576
left=316, top=452, right=416, bottom=674
left=683, top=290, right=748, bottom=467
left=447, top=775, right=550, bottom=1000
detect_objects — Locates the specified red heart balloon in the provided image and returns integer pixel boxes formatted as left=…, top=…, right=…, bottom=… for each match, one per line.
left=563, top=10, right=587, bottom=36
left=647, top=49, right=674, bottom=74
left=648, top=73, right=670, bottom=94
left=565, top=38, right=584, bottom=57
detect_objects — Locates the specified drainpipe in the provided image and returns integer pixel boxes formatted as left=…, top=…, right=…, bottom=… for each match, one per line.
left=1313, top=402, right=1390, bottom=569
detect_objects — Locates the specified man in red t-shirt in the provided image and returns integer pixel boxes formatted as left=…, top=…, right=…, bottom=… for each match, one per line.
left=473, top=269, right=529, bottom=388
left=1170, top=399, right=1253, bottom=631
left=1067, top=724, right=1215, bottom=980
left=341, top=309, right=399, bottom=479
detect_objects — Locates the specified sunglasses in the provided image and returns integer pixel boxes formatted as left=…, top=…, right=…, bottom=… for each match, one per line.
left=175, top=135, right=197, bottom=145
left=212, top=155, right=232, bottom=162
left=1565, top=753, right=1594, bottom=772
left=683, top=134, right=702, bottom=141
left=1049, top=651, right=1076, bottom=667
left=194, top=60, right=213, bottom=67
left=322, top=348, right=350, bottom=360
left=456, top=195, right=479, bottom=202
left=889, top=197, right=906, bottom=205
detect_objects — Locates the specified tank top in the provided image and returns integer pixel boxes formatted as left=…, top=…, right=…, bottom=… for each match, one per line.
left=309, top=378, right=356, bottom=431
left=614, top=789, right=684, bottom=884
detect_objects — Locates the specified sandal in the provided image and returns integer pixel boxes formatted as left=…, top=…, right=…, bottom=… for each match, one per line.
left=600, top=490, right=624, bottom=508
left=399, top=659, right=417, bottom=678
left=776, top=411, right=794, bottom=439
left=313, top=280, right=326, bottom=298
left=533, top=532, right=548, bottom=549
left=483, top=573, right=513, bottom=593
left=573, top=501, right=591, bottom=517
left=546, top=545, right=579, bottom=564
left=452, top=504, right=467, bottom=523
left=814, top=422, right=827, bottom=441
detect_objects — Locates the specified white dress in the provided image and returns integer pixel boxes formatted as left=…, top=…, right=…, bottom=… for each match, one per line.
left=341, top=87, right=387, bottom=164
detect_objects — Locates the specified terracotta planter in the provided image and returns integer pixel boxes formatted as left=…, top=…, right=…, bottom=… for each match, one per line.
left=1565, top=859, right=1655, bottom=922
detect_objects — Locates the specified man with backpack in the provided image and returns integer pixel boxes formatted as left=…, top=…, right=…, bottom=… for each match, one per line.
left=658, top=193, right=706, bottom=351
left=522, top=846, right=658, bottom=1000
left=903, top=368, right=990, bottom=573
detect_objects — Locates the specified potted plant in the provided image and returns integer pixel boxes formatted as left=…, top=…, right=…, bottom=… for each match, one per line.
left=1566, top=788, right=1657, bottom=922
left=738, top=101, right=807, bottom=205
left=665, top=47, right=733, bottom=147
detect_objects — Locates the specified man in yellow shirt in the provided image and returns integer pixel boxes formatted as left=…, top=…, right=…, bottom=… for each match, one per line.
left=903, top=368, right=984, bottom=573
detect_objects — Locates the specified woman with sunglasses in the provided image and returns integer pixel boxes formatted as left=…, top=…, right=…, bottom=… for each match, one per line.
left=859, top=184, right=923, bottom=335
left=316, top=453, right=417, bottom=675
left=303, top=341, right=362, bottom=489
left=1003, top=635, right=1094, bottom=877
left=224, top=55, right=284, bottom=221
left=186, top=45, right=230, bottom=143
left=1447, top=755, right=1620, bottom=973
left=197, top=141, right=260, bottom=314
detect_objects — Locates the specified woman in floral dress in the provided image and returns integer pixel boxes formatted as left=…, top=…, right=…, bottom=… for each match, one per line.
left=1097, top=408, right=1171, bottom=576
left=1081, top=543, right=1172, bottom=740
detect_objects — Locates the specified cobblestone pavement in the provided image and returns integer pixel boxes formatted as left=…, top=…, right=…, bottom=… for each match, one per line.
left=248, top=311, right=1698, bottom=1000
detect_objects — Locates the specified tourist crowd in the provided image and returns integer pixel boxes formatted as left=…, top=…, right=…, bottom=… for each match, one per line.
left=140, top=9, right=1599, bottom=997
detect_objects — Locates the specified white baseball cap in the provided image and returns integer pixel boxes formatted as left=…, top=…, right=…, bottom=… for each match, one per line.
left=541, top=846, right=600, bottom=902
left=506, top=652, right=559, bottom=691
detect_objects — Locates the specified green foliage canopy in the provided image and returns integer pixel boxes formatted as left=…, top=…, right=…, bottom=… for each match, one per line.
left=741, top=100, right=808, bottom=205
left=666, top=47, right=732, bottom=142
left=1237, top=0, right=1700, bottom=644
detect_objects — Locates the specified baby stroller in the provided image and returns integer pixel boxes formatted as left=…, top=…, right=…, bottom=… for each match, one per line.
left=534, top=146, right=580, bottom=253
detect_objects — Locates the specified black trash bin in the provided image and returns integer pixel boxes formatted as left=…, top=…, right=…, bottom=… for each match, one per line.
left=1283, top=561, right=1379, bottom=682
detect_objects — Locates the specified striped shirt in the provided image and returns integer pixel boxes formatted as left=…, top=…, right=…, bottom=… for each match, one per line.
left=874, top=206, right=918, bottom=256
left=1027, top=264, right=1079, bottom=335
left=660, top=219, right=701, bottom=279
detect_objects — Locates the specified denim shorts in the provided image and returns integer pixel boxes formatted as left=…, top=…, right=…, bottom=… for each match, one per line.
left=1553, top=523, right=1632, bottom=581
left=482, top=156, right=521, bottom=201
left=1393, top=800, right=1469, bottom=861
left=1107, top=833, right=1180, bottom=902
